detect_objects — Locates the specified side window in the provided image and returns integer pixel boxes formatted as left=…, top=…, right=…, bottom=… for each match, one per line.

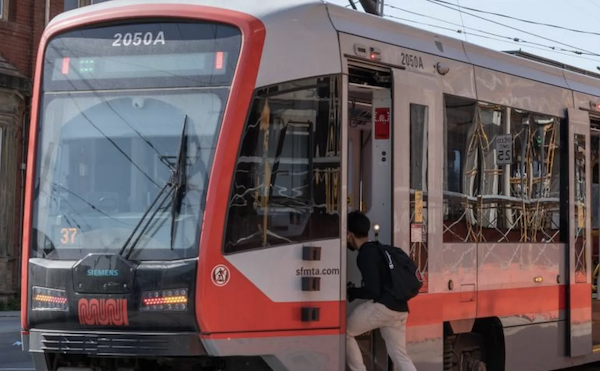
left=443, top=95, right=477, bottom=242
left=224, top=76, right=342, bottom=253
left=443, top=95, right=561, bottom=243
left=593, top=161, right=599, bottom=230
left=409, top=104, right=428, bottom=289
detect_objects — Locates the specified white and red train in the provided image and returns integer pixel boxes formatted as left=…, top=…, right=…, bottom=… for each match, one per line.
left=18, top=0, right=600, bottom=370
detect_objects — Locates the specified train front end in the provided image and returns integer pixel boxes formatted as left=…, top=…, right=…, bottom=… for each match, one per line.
left=20, top=4, right=265, bottom=371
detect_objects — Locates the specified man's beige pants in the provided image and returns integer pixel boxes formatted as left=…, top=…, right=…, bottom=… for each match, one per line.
left=346, top=301, right=417, bottom=371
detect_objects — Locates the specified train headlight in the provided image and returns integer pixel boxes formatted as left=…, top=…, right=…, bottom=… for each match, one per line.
left=31, top=286, right=68, bottom=312
left=140, top=288, right=188, bottom=312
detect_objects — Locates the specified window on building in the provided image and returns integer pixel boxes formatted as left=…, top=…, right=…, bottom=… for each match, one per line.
left=223, top=75, right=342, bottom=254
left=75, top=0, right=110, bottom=7
left=64, top=0, right=78, bottom=11
left=66, top=0, right=111, bottom=11
left=0, top=0, right=8, bottom=21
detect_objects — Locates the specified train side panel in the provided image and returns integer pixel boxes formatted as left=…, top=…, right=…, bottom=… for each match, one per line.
left=336, top=13, right=600, bottom=368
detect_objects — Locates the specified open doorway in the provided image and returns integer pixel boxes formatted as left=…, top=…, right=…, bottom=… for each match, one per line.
left=346, top=62, right=393, bottom=371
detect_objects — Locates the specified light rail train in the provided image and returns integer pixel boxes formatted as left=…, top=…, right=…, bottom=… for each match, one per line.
left=19, top=0, right=600, bottom=370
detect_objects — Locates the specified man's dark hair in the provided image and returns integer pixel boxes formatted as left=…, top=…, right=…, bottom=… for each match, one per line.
left=347, top=211, right=370, bottom=238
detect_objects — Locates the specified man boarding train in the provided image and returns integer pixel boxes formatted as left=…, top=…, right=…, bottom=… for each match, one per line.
left=346, top=211, right=420, bottom=371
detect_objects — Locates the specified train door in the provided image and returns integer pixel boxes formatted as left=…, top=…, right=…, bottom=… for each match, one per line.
left=566, top=108, right=592, bottom=357
left=345, top=60, right=441, bottom=371
left=392, top=67, right=441, bottom=371
left=346, top=62, right=394, bottom=371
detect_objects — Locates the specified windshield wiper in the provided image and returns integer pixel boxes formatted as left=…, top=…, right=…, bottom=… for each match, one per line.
left=118, top=115, right=188, bottom=260
left=169, top=116, right=188, bottom=249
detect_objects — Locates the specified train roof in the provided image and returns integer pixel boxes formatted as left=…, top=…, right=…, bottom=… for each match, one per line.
left=47, top=0, right=600, bottom=99
left=49, top=0, right=329, bottom=29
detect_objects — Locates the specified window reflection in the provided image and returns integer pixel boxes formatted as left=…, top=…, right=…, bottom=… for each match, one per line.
left=574, top=134, right=587, bottom=282
left=443, top=95, right=561, bottom=243
left=409, top=103, right=428, bottom=292
left=32, top=91, right=226, bottom=261
left=224, top=76, right=342, bottom=253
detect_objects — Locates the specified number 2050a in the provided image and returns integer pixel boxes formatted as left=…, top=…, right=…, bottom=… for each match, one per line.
left=112, top=31, right=166, bottom=47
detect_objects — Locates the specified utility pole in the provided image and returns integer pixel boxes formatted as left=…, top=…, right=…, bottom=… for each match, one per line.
left=357, top=0, right=384, bottom=16
left=376, top=0, right=384, bottom=16
left=45, top=0, right=51, bottom=25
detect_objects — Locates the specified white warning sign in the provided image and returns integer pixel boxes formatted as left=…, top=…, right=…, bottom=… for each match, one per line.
left=211, top=264, right=230, bottom=287
left=495, top=134, right=513, bottom=165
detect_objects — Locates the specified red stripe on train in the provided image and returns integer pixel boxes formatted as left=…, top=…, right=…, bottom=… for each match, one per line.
left=201, top=283, right=591, bottom=339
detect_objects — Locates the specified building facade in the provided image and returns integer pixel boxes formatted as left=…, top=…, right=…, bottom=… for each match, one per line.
left=0, top=0, right=79, bottom=302
left=0, top=0, right=112, bottom=303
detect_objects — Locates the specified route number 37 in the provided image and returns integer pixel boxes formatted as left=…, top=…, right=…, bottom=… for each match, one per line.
left=113, top=31, right=166, bottom=47
left=60, top=228, right=78, bottom=244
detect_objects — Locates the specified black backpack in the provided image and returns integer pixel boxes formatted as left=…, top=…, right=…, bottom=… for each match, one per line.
left=375, top=242, right=423, bottom=301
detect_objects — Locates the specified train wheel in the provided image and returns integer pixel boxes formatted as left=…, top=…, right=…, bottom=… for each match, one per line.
left=444, top=332, right=487, bottom=371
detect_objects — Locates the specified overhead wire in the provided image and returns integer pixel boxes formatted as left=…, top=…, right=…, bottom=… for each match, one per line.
left=346, top=0, right=359, bottom=9
left=339, top=0, right=600, bottom=63
left=587, top=0, right=600, bottom=10
left=420, top=0, right=600, bottom=56
left=384, top=3, right=600, bottom=59
left=426, top=0, right=600, bottom=37
left=383, top=13, right=600, bottom=63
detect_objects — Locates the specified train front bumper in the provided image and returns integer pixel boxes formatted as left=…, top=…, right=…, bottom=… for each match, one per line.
left=23, top=329, right=207, bottom=357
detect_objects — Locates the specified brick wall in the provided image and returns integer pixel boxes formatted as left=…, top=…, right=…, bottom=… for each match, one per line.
left=0, top=0, right=65, bottom=80
left=0, top=0, right=64, bottom=299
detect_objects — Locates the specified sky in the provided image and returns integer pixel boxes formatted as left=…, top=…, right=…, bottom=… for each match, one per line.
left=327, top=0, right=600, bottom=74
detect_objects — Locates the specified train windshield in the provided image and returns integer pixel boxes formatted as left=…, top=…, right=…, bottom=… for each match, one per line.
left=31, top=21, right=241, bottom=260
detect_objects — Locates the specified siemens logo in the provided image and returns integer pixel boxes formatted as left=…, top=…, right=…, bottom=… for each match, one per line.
left=87, top=269, right=119, bottom=277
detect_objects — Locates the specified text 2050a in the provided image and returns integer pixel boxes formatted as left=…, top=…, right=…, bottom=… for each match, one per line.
left=112, top=31, right=166, bottom=47
left=401, top=53, right=424, bottom=69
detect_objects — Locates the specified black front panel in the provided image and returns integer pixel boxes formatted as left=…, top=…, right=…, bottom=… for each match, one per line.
left=28, top=256, right=198, bottom=332
left=72, top=254, right=136, bottom=294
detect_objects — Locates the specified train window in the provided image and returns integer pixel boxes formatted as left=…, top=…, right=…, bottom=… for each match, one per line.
left=223, top=75, right=342, bottom=253
left=443, top=95, right=477, bottom=242
left=574, top=134, right=587, bottom=282
left=409, top=104, right=428, bottom=283
left=593, top=158, right=599, bottom=230
left=443, top=95, right=561, bottom=243
left=507, top=110, right=561, bottom=242
left=31, top=90, right=227, bottom=260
